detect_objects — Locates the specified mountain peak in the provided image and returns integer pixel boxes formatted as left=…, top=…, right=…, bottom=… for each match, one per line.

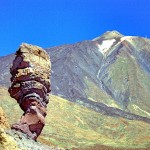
left=92, top=30, right=124, bottom=41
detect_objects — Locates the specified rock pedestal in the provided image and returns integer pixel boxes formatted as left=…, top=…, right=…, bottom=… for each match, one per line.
left=8, top=43, right=51, bottom=140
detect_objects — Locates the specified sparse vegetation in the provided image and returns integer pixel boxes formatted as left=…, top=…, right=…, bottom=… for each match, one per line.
left=0, top=87, right=149, bottom=149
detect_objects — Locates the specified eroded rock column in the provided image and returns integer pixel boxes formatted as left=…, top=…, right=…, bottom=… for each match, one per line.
left=8, top=43, right=51, bottom=140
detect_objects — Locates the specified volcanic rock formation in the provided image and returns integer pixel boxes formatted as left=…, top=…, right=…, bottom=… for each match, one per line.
left=8, top=43, right=51, bottom=140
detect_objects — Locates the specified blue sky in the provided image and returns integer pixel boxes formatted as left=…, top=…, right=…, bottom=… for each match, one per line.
left=0, top=0, right=150, bottom=56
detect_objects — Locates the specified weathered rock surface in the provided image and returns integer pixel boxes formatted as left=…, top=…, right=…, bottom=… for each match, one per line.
left=0, top=107, right=10, bottom=129
left=8, top=43, right=51, bottom=140
left=0, top=107, right=19, bottom=150
left=0, top=128, right=20, bottom=150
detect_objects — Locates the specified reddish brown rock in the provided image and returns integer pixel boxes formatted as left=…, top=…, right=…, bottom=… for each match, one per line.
left=8, top=43, right=51, bottom=140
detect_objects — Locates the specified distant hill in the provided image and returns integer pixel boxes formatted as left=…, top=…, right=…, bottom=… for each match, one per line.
left=0, top=31, right=150, bottom=149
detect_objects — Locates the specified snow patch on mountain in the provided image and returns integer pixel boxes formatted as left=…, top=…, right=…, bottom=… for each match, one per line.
left=97, top=39, right=116, bottom=55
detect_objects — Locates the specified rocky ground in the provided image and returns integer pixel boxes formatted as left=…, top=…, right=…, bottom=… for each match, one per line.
left=0, top=106, right=64, bottom=150
left=5, top=130, right=63, bottom=150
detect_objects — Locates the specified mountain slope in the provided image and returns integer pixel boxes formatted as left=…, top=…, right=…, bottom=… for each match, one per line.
left=0, top=87, right=150, bottom=149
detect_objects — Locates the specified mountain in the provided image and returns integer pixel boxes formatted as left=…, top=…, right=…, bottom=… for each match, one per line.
left=0, top=30, right=150, bottom=149
left=46, top=30, right=150, bottom=119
